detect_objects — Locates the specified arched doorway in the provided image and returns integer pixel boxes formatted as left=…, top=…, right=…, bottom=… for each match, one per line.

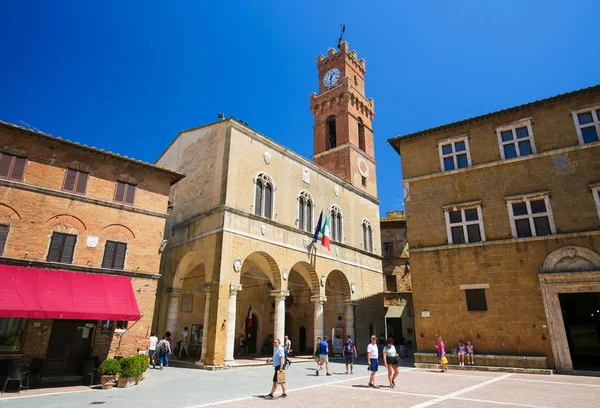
left=288, top=262, right=319, bottom=352
left=245, top=313, right=259, bottom=354
left=285, top=312, right=293, bottom=345
left=325, top=270, right=351, bottom=356
left=299, top=326, right=307, bottom=353
left=539, top=245, right=600, bottom=371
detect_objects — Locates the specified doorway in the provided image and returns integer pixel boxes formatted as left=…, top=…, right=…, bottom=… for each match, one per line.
left=299, top=326, right=306, bottom=353
left=245, top=314, right=259, bottom=354
left=386, top=318, right=404, bottom=345
left=45, top=320, right=95, bottom=376
left=559, top=292, right=600, bottom=370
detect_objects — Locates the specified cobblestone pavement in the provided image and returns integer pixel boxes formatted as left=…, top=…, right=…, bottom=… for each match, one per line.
left=1, top=359, right=599, bottom=408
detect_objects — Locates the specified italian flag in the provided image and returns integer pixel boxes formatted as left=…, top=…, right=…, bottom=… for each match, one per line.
left=246, top=305, right=253, bottom=328
left=321, top=216, right=331, bottom=251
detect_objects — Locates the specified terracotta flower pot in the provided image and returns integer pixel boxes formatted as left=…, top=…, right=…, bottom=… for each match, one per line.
left=101, top=375, right=116, bottom=389
left=117, top=376, right=137, bottom=388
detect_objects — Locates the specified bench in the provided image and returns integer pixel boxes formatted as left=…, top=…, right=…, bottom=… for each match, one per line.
left=414, top=352, right=548, bottom=369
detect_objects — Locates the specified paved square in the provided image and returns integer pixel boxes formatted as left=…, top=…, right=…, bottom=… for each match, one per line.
left=1, top=360, right=599, bottom=408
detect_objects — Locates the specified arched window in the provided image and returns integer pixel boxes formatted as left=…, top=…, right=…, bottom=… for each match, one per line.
left=326, top=116, right=337, bottom=150
left=298, top=191, right=314, bottom=232
left=254, top=173, right=274, bottom=219
left=362, top=219, right=373, bottom=252
left=358, top=118, right=365, bottom=152
left=330, top=205, right=343, bottom=242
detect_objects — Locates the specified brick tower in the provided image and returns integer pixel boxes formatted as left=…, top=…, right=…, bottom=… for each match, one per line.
left=310, top=41, right=377, bottom=198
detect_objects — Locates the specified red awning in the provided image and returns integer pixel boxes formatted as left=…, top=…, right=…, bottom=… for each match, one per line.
left=0, top=264, right=141, bottom=320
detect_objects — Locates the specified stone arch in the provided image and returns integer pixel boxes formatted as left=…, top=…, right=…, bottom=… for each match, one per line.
left=116, top=173, right=138, bottom=184
left=0, top=203, right=22, bottom=223
left=240, top=251, right=282, bottom=290
left=46, top=214, right=86, bottom=234
left=100, top=224, right=136, bottom=242
left=325, top=270, right=352, bottom=301
left=290, top=261, right=319, bottom=294
left=541, top=245, right=600, bottom=273
left=66, top=161, right=91, bottom=173
left=172, top=250, right=205, bottom=290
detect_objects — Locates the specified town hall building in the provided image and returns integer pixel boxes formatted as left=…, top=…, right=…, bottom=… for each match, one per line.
left=153, top=42, right=385, bottom=366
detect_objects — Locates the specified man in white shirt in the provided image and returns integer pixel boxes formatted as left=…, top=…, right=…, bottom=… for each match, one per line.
left=148, top=331, right=158, bottom=369
left=367, top=335, right=379, bottom=388
left=284, top=335, right=292, bottom=367
left=179, top=327, right=190, bottom=359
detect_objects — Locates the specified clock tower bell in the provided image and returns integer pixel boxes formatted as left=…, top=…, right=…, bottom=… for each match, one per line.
left=310, top=41, right=377, bottom=198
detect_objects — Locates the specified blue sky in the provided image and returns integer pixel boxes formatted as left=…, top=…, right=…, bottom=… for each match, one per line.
left=1, top=1, right=598, bottom=216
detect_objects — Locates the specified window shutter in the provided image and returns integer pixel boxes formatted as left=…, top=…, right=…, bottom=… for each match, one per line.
left=48, top=233, right=65, bottom=262
left=75, top=172, right=88, bottom=194
left=64, top=169, right=77, bottom=191
left=60, top=234, right=77, bottom=264
left=254, top=181, right=262, bottom=216
left=298, top=198, right=304, bottom=231
left=0, top=154, right=11, bottom=178
left=115, top=182, right=125, bottom=202
left=367, top=227, right=373, bottom=252
left=264, top=184, right=272, bottom=219
left=10, top=157, right=26, bottom=181
left=114, top=243, right=127, bottom=270
left=102, top=241, right=117, bottom=268
left=306, top=201, right=312, bottom=231
left=0, top=224, right=9, bottom=255
left=125, top=184, right=135, bottom=204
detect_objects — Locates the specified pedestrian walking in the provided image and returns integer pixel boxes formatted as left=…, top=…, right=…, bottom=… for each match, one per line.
left=342, top=335, right=357, bottom=374
left=435, top=336, right=448, bottom=373
left=157, top=335, right=171, bottom=370
left=314, top=337, right=322, bottom=372
left=148, top=331, right=158, bottom=369
left=466, top=340, right=475, bottom=365
left=265, top=338, right=287, bottom=399
left=284, top=335, right=292, bottom=367
left=367, top=335, right=379, bottom=388
left=383, top=338, right=399, bottom=388
left=179, top=327, right=190, bottom=359
left=318, top=336, right=331, bottom=376
left=164, top=331, right=173, bottom=366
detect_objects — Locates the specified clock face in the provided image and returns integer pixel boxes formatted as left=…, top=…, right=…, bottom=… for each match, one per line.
left=323, top=68, right=341, bottom=88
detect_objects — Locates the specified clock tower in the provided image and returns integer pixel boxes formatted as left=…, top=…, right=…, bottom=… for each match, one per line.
left=310, top=41, right=377, bottom=198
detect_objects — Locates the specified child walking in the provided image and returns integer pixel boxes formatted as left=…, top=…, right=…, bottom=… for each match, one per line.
left=435, top=336, right=448, bottom=373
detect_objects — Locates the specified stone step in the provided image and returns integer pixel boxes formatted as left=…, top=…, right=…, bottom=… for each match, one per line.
left=414, top=362, right=553, bottom=375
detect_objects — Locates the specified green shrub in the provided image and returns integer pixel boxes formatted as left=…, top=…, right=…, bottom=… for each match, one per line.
left=119, top=356, right=141, bottom=378
left=98, top=359, right=121, bottom=376
left=135, top=355, right=149, bottom=373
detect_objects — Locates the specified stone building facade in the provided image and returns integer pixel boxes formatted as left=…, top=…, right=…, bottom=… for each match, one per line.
left=380, top=211, right=415, bottom=349
left=389, top=85, right=600, bottom=372
left=0, top=120, right=182, bottom=379
left=154, top=42, right=385, bottom=367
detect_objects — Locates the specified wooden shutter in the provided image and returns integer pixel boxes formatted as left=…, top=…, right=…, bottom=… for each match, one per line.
left=0, top=224, right=9, bottom=255
left=60, top=234, right=77, bottom=264
left=0, top=154, right=11, bottom=178
left=10, top=157, right=26, bottom=181
left=254, top=181, right=262, bottom=216
left=125, top=184, right=135, bottom=204
left=264, top=184, right=272, bottom=219
left=298, top=198, right=304, bottom=231
left=47, top=233, right=65, bottom=262
left=102, top=241, right=117, bottom=268
left=114, top=242, right=127, bottom=270
left=115, top=181, right=125, bottom=202
left=64, top=169, right=77, bottom=191
left=75, top=172, right=88, bottom=194
left=306, top=201, right=312, bottom=231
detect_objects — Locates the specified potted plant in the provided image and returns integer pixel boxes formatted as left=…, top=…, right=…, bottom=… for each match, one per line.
left=117, top=356, right=141, bottom=388
left=135, top=355, right=149, bottom=382
left=98, top=359, right=121, bottom=390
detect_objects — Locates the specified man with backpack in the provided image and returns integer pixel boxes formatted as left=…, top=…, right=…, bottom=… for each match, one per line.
left=157, top=335, right=171, bottom=370
left=342, top=334, right=357, bottom=374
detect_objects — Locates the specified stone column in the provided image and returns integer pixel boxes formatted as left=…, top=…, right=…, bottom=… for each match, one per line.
left=165, top=288, right=182, bottom=337
left=225, top=283, right=243, bottom=362
left=200, top=283, right=212, bottom=363
left=271, top=290, right=290, bottom=343
left=345, top=301, right=356, bottom=341
left=311, top=295, right=327, bottom=341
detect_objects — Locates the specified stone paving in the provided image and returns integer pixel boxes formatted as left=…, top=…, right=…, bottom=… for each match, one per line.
left=1, top=359, right=599, bottom=408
